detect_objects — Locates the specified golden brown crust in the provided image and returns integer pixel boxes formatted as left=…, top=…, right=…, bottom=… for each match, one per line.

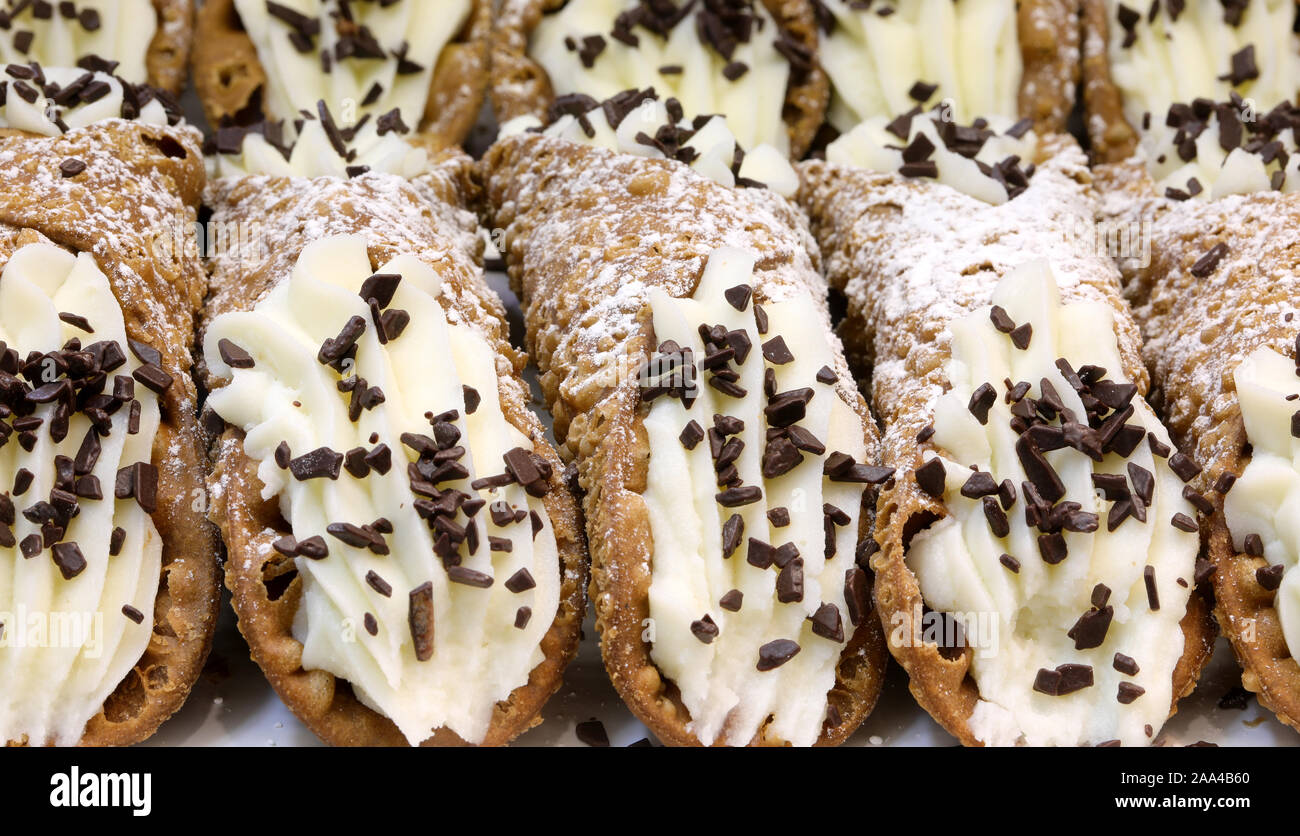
left=147, top=0, right=195, bottom=96
left=0, top=120, right=220, bottom=746
left=202, top=152, right=587, bottom=747
left=1080, top=0, right=1140, bottom=163
left=490, top=0, right=829, bottom=159
left=798, top=142, right=1218, bottom=745
left=1210, top=516, right=1300, bottom=733
left=481, top=134, right=888, bottom=746
left=1095, top=161, right=1300, bottom=731
left=190, top=0, right=490, bottom=151
left=1017, top=0, right=1082, bottom=135
left=872, top=500, right=1215, bottom=745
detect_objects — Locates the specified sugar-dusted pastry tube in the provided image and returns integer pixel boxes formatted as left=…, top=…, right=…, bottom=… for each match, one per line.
left=491, top=0, right=828, bottom=158
left=0, top=0, right=194, bottom=94
left=1083, top=0, right=1300, bottom=732
left=200, top=150, right=586, bottom=747
left=0, top=119, right=218, bottom=745
left=799, top=134, right=1217, bottom=746
left=192, top=0, right=490, bottom=151
left=1093, top=102, right=1300, bottom=732
left=814, top=0, right=1079, bottom=137
left=482, top=129, right=888, bottom=747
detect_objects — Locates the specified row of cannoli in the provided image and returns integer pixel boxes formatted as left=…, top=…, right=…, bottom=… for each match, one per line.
left=476, top=0, right=1300, bottom=746
left=0, top=0, right=582, bottom=747
left=0, top=0, right=1294, bottom=748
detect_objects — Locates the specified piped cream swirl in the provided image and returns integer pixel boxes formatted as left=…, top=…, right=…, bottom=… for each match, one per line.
left=0, top=0, right=156, bottom=85
left=1102, top=0, right=1300, bottom=142
left=0, top=66, right=172, bottom=136
left=501, top=93, right=798, bottom=197
left=530, top=0, right=794, bottom=154
left=0, top=242, right=162, bottom=746
left=1136, top=100, right=1300, bottom=198
left=204, top=235, right=560, bottom=746
left=210, top=119, right=430, bottom=179
left=827, top=110, right=1038, bottom=204
left=642, top=248, right=871, bottom=746
left=1223, top=347, right=1300, bottom=658
left=232, top=0, right=471, bottom=137
left=907, top=261, right=1198, bottom=746
left=819, top=0, right=1023, bottom=132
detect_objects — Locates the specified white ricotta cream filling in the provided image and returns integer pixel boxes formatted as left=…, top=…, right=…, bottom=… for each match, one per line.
left=641, top=247, right=869, bottom=747
left=826, top=111, right=1038, bottom=204
left=530, top=0, right=794, bottom=154
left=907, top=260, right=1198, bottom=746
left=1103, top=0, right=1300, bottom=140
left=1223, top=347, right=1300, bottom=658
left=204, top=235, right=561, bottom=746
left=819, top=0, right=1022, bottom=131
left=232, top=0, right=471, bottom=134
left=1136, top=105, right=1300, bottom=198
left=210, top=119, right=430, bottom=179
left=0, top=66, right=170, bottom=135
left=0, top=242, right=162, bottom=746
left=500, top=95, right=798, bottom=197
left=0, top=0, right=155, bottom=85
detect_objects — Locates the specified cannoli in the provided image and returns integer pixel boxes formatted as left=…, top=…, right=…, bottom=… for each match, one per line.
left=0, top=0, right=194, bottom=95
left=813, top=0, right=1079, bottom=142
left=799, top=131, right=1217, bottom=745
left=483, top=90, right=889, bottom=746
left=192, top=0, right=491, bottom=152
left=199, top=132, right=586, bottom=746
left=0, top=114, right=218, bottom=745
left=1084, top=0, right=1300, bottom=730
left=491, top=0, right=827, bottom=158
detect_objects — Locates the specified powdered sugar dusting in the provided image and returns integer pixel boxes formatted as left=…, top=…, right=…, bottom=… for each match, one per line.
left=1096, top=160, right=1300, bottom=472
left=481, top=133, right=867, bottom=466
left=800, top=134, right=1145, bottom=459
left=200, top=150, right=547, bottom=513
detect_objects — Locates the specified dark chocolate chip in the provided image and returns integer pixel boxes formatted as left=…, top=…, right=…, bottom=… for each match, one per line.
left=915, top=457, right=946, bottom=498
left=1143, top=565, right=1160, bottom=610
left=218, top=338, right=255, bottom=369
left=1117, top=682, right=1146, bottom=704
left=690, top=614, right=719, bottom=643
left=1113, top=653, right=1140, bottom=676
left=756, top=638, right=800, bottom=671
